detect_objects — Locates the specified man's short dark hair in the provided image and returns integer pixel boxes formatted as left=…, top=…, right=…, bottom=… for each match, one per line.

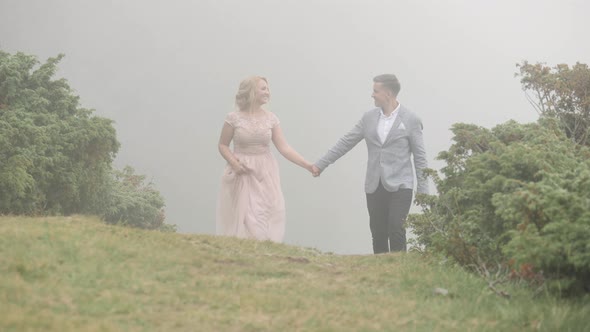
left=373, top=74, right=401, bottom=96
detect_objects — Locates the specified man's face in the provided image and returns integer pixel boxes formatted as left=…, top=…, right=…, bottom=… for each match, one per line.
left=371, top=82, right=391, bottom=109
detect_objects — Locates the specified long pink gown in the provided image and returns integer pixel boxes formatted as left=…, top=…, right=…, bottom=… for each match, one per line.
left=216, top=110, right=286, bottom=242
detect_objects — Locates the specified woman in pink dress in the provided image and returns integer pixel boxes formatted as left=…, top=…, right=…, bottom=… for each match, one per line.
left=216, top=76, right=314, bottom=242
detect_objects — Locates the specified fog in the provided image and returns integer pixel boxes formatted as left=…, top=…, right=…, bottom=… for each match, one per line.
left=1, top=0, right=588, bottom=254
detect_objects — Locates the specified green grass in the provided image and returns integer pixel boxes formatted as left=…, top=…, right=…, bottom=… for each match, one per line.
left=1, top=216, right=589, bottom=331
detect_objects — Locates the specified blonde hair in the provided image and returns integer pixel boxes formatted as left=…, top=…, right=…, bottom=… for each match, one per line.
left=235, top=76, right=268, bottom=111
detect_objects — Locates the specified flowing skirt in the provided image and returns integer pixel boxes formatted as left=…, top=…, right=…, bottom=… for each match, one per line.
left=216, top=151, right=286, bottom=242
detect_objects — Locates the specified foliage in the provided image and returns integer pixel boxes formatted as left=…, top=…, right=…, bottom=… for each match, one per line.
left=498, top=167, right=590, bottom=294
left=409, top=120, right=590, bottom=295
left=103, top=166, right=168, bottom=230
left=0, top=50, right=172, bottom=231
left=0, top=50, right=119, bottom=214
left=516, top=61, right=590, bottom=146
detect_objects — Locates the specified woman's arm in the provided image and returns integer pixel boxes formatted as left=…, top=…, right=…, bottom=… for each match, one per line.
left=271, top=124, right=313, bottom=172
left=218, top=122, right=248, bottom=174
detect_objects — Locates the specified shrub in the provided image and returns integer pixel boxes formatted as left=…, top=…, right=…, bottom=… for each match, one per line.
left=1, top=50, right=173, bottom=231
left=0, top=51, right=119, bottom=215
left=102, top=166, right=167, bottom=230
left=409, top=120, right=590, bottom=295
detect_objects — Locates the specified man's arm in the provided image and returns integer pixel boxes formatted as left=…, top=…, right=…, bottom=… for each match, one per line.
left=408, top=118, right=429, bottom=194
left=314, top=116, right=366, bottom=173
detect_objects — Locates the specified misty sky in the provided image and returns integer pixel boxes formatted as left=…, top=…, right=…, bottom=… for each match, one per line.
left=1, top=0, right=589, bottom=254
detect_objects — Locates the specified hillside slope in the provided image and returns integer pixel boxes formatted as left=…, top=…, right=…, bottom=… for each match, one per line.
left=1, top=216, right=588, bottom=331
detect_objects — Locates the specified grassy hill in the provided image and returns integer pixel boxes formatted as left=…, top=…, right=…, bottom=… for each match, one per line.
left=1, top=216, right=588, bottom=331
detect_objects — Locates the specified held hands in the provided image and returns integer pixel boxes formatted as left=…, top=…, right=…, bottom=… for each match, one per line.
left=311, top=165, right=321, bottom=177
left=303, top=162, right=321, bottom=177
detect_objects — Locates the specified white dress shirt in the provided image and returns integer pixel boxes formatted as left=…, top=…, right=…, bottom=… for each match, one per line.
left=378, top=102, right=401, bottom=144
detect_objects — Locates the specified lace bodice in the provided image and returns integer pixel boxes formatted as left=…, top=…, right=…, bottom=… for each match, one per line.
left=225, top=110, right=280, bottom=154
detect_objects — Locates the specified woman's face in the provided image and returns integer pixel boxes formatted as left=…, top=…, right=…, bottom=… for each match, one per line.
left=254, top=79, right=270, bottom=106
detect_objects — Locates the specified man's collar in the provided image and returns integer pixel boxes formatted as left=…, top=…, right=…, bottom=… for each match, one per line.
left=380, top=102, right=401, bottom=118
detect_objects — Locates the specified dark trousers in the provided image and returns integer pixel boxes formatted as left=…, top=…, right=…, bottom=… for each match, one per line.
left=366, top=183, right=413, bottom=254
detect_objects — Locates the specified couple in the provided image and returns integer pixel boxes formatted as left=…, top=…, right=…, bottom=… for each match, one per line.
left=216, top=74, right=429, bottom=254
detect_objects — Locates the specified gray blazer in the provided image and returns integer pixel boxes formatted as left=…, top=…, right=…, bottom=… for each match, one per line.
left=315, top=106, right=429, bottom=194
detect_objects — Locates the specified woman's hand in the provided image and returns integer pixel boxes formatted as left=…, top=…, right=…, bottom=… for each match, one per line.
left=230, top=158, right=248, bottom=174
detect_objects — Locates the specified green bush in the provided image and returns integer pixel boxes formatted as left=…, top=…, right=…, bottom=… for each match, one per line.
left=409, top=120, right=590, bottom=295
left=0, top=51, right=119, bottom=215
left=102, top=166, right=167, bottom=230
left=498, top=167, right=590, bottom=294
left=1, top=50, right=173, bottom=231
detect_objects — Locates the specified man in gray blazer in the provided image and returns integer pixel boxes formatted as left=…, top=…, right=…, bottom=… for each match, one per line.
left=311, top=74, right=429, bottom=254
